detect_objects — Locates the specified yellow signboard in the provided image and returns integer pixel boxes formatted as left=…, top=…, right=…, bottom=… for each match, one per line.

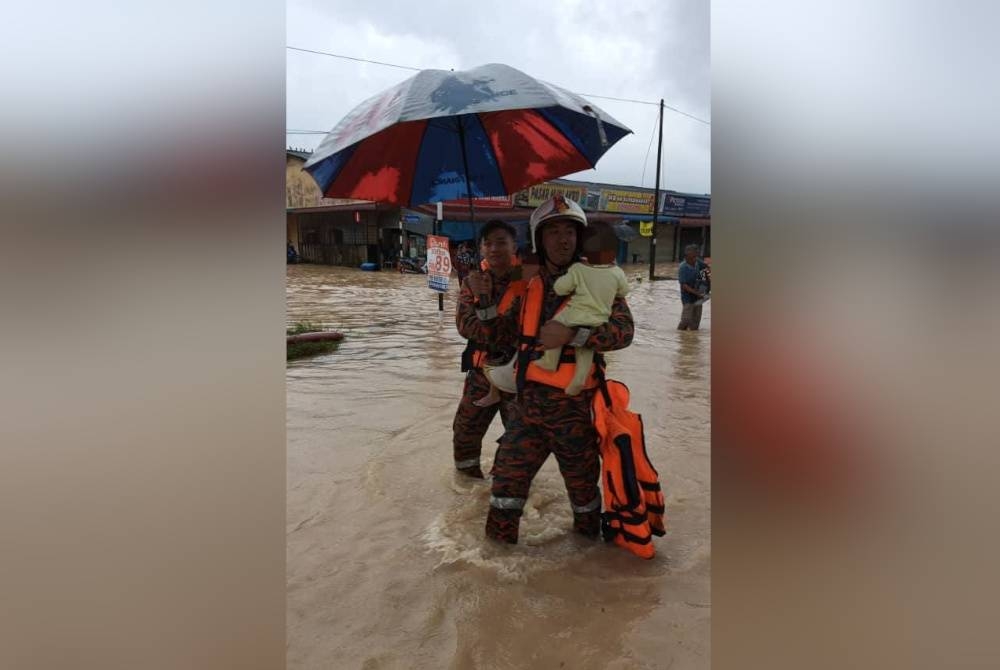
left=515, top=182, right=586, bottom=208
left=639, top=221, right=654, bottom=237
left=602, top=189, right=655, bottom=214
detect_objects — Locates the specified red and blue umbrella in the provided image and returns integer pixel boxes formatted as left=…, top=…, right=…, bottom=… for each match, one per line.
left=303, top=63, right=632, bottom=207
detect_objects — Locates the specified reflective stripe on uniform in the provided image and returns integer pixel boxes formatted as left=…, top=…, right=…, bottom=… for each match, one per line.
left=455, top=458, right=480, bottom=469
left=490, top=495, right=526, bottom=510
left=571, top=496, right=601, bottom=514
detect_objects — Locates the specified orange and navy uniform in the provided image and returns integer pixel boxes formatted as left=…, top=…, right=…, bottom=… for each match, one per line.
left=485, top=266, right=635, bottom=543
left=451, top=266, right=528, bottom=474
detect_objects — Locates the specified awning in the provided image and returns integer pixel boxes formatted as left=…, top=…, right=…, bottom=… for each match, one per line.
left=434, top=219, right=530, bottom=244
left=679, top=217, right=711, bottom=227
left=286, top=201, right=388, bottom=214
left=617, top=213, right=680, bottom=224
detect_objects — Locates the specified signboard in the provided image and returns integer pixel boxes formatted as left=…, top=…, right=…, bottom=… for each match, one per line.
left=683, top=196, right=711, bottom=217
left=661, top=193, right=711, bottom=217
left=601, top=189, right=655, bottom=214
left=514, top=182, right=586, bottom=208
left=443, top=194, right=513, bottom=209
left=427, top=235, right=451, bottom=293
left=660, top=194, right=686, bottom=216
left=639, top=221, right=654, bottom=237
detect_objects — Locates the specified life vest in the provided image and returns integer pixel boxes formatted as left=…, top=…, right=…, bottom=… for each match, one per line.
left=514, top=275, right=601, bottom=393
left=592, top=378, right=666, bottom=559
left=460, top=276, right=527, bottom=372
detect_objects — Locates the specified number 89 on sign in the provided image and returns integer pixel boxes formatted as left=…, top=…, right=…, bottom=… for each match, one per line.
left=431, top=253, right=451, bottom=275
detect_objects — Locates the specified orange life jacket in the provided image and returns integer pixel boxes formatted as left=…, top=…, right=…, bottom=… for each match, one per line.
left=460, top=276, right=527, bottom=372
left=514, top=275, right=601, bottom=393
left=592, top=378, right=666, bottom=559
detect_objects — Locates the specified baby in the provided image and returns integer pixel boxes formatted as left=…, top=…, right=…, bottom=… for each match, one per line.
left=535, top=221, right=629, bottom=396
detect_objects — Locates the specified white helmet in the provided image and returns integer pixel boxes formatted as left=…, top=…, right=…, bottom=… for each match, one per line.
left=528, top=194, right=588, bottom=253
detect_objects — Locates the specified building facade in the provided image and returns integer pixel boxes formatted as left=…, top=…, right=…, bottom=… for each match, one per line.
left=286, top=149, right=710, bottom=267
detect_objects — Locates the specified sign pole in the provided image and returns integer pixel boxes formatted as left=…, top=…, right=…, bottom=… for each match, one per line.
left=436, top=201, right=444, bottom=311
left=649, top=98, right=664, bottom=281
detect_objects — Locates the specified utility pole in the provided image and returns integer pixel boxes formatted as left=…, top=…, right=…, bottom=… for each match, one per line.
left=649, top=98, right=664, bottom=281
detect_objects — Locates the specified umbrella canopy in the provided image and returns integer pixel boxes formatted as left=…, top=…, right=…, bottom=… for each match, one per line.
left=304, top=63, right=632, bottom=207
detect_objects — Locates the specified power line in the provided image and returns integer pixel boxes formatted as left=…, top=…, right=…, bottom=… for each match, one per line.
left=581, top=93, right=710, bottom=125
left=286, top=45, right=710, bottom=125
left=580, top=92, right=710, bottom=126
left=286, top=46, right=422, bottom=71
left=580, top=93, right=660, bottom=106
left=640, top=108, right=659, bottom=187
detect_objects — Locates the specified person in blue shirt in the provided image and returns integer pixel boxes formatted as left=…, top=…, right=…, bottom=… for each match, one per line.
left=677, top=244, right=709, bottom=330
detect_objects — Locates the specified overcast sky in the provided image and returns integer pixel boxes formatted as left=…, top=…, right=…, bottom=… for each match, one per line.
left=286, top=0, right=710, bottom=195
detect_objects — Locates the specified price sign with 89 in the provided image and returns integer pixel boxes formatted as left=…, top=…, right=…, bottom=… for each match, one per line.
left=427, top=235, right=451, bottom=293
left=432, top=252, right=451, bottom=275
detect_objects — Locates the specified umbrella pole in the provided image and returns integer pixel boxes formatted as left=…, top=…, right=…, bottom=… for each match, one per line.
left=457, top=116, right=488, bottom=307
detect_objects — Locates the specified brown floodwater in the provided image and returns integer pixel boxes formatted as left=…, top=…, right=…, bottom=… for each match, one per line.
left=286, top=263, right=710, bottom=670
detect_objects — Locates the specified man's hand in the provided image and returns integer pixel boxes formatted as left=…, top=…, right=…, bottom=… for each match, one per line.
left=467, top=271, right=492, bottom=297
left=539, top=320, right=576, bottom=350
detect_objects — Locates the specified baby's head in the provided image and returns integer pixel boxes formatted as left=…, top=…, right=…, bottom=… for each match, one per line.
left=582, top=222, right=618, bottom=265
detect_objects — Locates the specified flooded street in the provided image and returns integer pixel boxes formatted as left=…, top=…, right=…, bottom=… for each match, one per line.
left=286, top=264, right=710, bottom=669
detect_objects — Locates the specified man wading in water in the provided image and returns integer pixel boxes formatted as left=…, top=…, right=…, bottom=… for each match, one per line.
left=483, top=196, right=635, bottom=543
left=452, top=220, right=528, bottom=478
left=677, top=244, right=710, bottom=331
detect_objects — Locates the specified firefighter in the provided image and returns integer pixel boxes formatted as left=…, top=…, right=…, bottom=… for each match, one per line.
left=485, top=196, right=635, bottom=543
left=452, top=220, right=527, bottom=478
